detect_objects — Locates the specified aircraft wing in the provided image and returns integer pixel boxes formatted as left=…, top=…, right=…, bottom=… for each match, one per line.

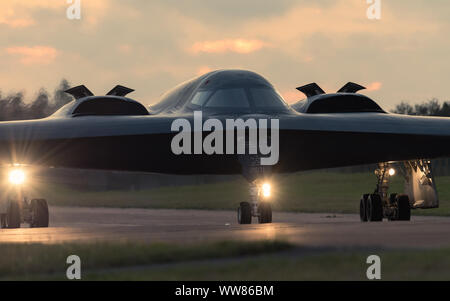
left=0, top=111, right=450, bottom=175
left=276, top=112, right=450, bottom=172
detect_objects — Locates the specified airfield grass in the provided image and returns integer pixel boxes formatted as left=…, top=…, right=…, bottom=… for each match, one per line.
left=86, top=248, right=450, bottom=281
left=2, top=240, right=450, bottom=280
left=38, top=171, right=450, bottom=216
left=0, top=240, right=291, bottom=280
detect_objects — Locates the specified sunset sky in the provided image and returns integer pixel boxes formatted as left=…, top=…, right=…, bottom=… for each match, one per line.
left=0, top=0, right=448, bottom=110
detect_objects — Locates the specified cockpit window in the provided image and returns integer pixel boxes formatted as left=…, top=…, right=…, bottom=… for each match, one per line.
left=191, top=91, right=213, bottom=106
left=72, top=98, right=149, bottom=116
left=204, top=88, right=250, bottom=108
left=188, top=86, right=290, bottom=114
left=250, top=87, right=287, bottom=108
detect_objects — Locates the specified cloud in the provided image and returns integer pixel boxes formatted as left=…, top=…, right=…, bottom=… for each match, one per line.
left=190, top=39, right=268, bottom=54
left=366, top=81, right=382, bottom=91
left=117, top=44, right=132, bottom=54
left=0, top=17, right=34, bottom=28
left=81, top=0, right=111, bottom=29
left=0, top=13, right=35, bottom=27
left=0, top=0, right=63, bottom=28
left=0, top=5, right=35, bottom=28
left=0, top=0, right=447, bottom=109
left=6, top=46, right=58, bottom=65
left=240, top=0, right=440, bottom=58
left=0, top=0, right=110, bottom=29
left=280, top=90, right=302, bottom=104
left=196, top=66, right=213, bottom=76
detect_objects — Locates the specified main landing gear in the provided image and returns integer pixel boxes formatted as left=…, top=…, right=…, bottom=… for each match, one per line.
left=0, top=166, right=50, bottom=229
left=360, top=162, right=411, bottom=222
left=0, top=198, right=49, bottom=229
left=237, top=181, right=272, bottom=224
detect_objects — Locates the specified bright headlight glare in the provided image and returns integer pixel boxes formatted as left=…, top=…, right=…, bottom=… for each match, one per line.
left=388, top=168, right=395, bottom=176
left=262, top=182, right=271, bottom=198
left=9, top=169, right=26, bottom=185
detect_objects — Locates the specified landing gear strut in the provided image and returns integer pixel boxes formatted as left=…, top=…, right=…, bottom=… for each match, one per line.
left=237, top=181, right=272, bottom=224
left=360, top=162, right=411, bottom=222
left=0, top=166, right=50, bottom=229
left=0, top=198, right=49, bottom=229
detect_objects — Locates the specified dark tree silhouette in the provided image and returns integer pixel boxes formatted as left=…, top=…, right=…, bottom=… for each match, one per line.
left=0, top=79, right=74, bottom=121
left=392, top=98, right=450, bottom=117
left=29, top=89, right=50, bottom=119
left=0, top=92, right=26, bottom=121
left=0, top=81, right=447, bottom=120
left=52, top=79, right=73, bottom=113
left=392, top=102, right=414, bottom=115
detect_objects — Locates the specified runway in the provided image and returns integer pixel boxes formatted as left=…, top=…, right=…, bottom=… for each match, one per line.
left=1, top=206, right=450, bottom=249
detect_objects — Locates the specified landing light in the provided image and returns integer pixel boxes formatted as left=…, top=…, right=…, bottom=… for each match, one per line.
left=9, top=169, right=26, bottom=185
left=262, top=182, right=271, bottom=198
left=388, top=168, right=396, bottom=176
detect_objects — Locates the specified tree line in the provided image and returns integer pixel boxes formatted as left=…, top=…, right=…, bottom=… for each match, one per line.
left=0, top=80, right=448, bottom=120
left=392, top=98, right=450, bottom=117
left=0, top=79, right=73, bottom=121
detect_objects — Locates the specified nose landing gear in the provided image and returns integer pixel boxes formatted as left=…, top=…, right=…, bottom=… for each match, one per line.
left=257, top=202, right=272, bottom=224
left=237, top=181, right=273, bottom=225
left=237, top=202, right=252, bottom=224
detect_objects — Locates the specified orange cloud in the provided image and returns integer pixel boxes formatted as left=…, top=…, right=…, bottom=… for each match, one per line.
left=281, top=90, right=303, bottom=104
left=0, top=16, right=34, bottom=27
left=0, top=0, right=110, bottom=30
left=0, top=6, right=35, bottom=28
left=117, top=44, right=132, bottom=54
left=366, top=81, right=382, bottom=91
left=6, top=46, right=58, bottom=65
left=196, top=66, right=213, bottom=76
left=191, top=39, right=267, bottom=54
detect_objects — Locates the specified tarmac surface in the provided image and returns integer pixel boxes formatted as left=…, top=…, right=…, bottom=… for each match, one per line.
left=1, top=206, right=450, bottom=249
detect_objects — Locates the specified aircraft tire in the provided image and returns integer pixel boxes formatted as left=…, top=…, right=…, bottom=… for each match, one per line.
left=238, top=202, right=252, bottom=224
left=396, top=194, right=411, bottom=221
left=6, top=200, right=21, bottom=229
left=367, top=194, right=383, bottom=222
left=0, top=214, right=6, bottom=228
left=258, top=202, right=272, bottom=224
left=30, top=199, right=49, bottom=228
left=360, top=194, right=369, bottom=222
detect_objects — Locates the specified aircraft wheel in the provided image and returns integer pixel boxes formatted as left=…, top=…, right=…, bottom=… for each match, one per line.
left=396, top=194, right=411, bottom=221
left=6, top=200, right=21, bottom=229
left=367, top=194, right=383, bottom=222
left=360, top=194, right=369, bottom=222
left=0, top=214, right=6, bottom=228
left=386, top=193, right=399, bottom=221
left=237, top=202, right=252, bottom=224
left=258, top=202, right=272, bottom=224
left=30, top=199, right=49, bottom=228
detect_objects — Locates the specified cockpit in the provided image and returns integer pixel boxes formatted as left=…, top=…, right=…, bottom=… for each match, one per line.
left=187, top=85, right=289, bottom=114
left=149, top=70, right=291, bottom=115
